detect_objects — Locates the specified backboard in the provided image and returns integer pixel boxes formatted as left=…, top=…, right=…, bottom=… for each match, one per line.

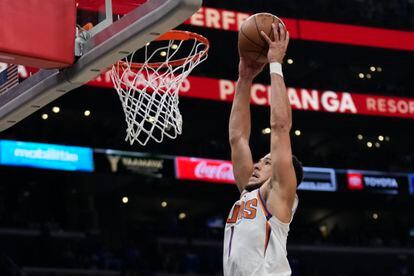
left=0, top=0, right=202, bottom=132
left=77, top=0, right=141, bottom=37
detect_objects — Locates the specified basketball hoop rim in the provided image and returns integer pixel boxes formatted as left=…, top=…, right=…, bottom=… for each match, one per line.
left=117, top=30, right=209, bottom=69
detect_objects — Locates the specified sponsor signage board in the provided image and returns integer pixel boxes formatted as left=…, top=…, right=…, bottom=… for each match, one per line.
left=409, top=174, right=414, bottom=195
left=176, top=157, right=336, bottom=192
left=299, top=167, right=337, bottom=192
left=93, top=149, right=174, bottom=178
left=346, top=170, right=408, bottom=195
left=0, top=140, right=93, bottom=172
left=184, top=7, right=414, bottom=52
left=12, top=63, right=414, bottom=120
left=175, top=157, right=235, bottom=184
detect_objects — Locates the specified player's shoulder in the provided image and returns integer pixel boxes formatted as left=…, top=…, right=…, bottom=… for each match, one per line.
left=240, top=187, right=260, bottom=199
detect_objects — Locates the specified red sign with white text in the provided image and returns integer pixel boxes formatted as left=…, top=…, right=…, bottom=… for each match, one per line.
left=88, top=72, right=414, bottom=119
left=347, top=173, right=364, bottom=190
left=13, top=65, right=414, bottom=119
left=77, top=4, right=414, bottom=51
left=175, top=157, right=235, bottom=184
left=184, top=7, right=414, bottom=52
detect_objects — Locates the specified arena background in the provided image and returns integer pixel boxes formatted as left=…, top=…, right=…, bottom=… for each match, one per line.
left=1, top=0, right=414, bottom=275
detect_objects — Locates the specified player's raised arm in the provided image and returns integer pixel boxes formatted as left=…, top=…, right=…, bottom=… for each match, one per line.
left=260, top=23, right=297, bottom=223
left=229, top=58, right=264, bottom=192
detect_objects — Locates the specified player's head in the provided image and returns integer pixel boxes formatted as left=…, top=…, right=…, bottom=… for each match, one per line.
left=245, top=153, right=303, bottom=191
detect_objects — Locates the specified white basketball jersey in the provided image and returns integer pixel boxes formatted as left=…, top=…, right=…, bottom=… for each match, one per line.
left=223, top=188, right=298, bottom=276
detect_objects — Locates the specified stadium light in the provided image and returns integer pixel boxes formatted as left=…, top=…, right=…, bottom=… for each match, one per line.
left=319, top=225, right=328, bottom=237
left=262, top=128, right=271, bottom=135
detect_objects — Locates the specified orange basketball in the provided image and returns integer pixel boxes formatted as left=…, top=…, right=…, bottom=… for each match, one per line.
left=238, top=13, right=285, bottom=63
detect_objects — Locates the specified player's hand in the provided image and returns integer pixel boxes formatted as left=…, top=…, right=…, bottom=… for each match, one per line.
left=260, top=23, right=289, bottom=63
left=238, top=56, right=266, bottom=81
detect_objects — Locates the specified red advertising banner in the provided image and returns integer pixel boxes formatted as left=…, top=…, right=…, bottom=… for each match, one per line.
left=76, top=4, right=414, bottom=51
left=298, top=20, right=414, bottom=52
left=87, top=71, right=414, bottom=119
left=184, top=7, right=299, bottom=38
left=13, top=65, right=414, bottom=119
left=175, top=157, right=235, bottom=184
left=184, top=7, right=414, bottom=52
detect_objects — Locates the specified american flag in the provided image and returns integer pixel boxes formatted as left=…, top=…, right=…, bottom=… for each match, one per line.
left=0, top=64, right=19, bottom=95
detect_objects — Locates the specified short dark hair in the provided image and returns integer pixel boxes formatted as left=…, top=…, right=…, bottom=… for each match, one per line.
left=292, top=155, right=303, bottom=187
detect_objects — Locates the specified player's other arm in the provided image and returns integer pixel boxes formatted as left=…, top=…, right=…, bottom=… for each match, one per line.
left=261, top=23, right=297, bottom=223
left=229, top=58, right=264, bottom=193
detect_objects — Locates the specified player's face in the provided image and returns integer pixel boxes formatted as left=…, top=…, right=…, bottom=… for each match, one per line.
left=246, top=153, right=272, bottom=188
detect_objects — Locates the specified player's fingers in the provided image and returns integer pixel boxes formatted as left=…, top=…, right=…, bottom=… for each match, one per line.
left=273, top=23, right=280, bottom=41
left=260, top=31, right=273, bottom=44
left=285, top=31, right=290, bottom=47
left=279, top=23, right=286, bottom=41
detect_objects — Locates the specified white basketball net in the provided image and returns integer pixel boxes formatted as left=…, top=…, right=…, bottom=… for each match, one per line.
left=111, top=34, right=208, bottom=146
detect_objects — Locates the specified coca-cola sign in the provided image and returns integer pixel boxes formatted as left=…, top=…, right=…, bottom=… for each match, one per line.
left=175, top=157, right=235, bottom=184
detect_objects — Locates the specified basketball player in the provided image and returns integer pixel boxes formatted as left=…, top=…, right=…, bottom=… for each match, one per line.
left=224, top=22, right=303, bottom=276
